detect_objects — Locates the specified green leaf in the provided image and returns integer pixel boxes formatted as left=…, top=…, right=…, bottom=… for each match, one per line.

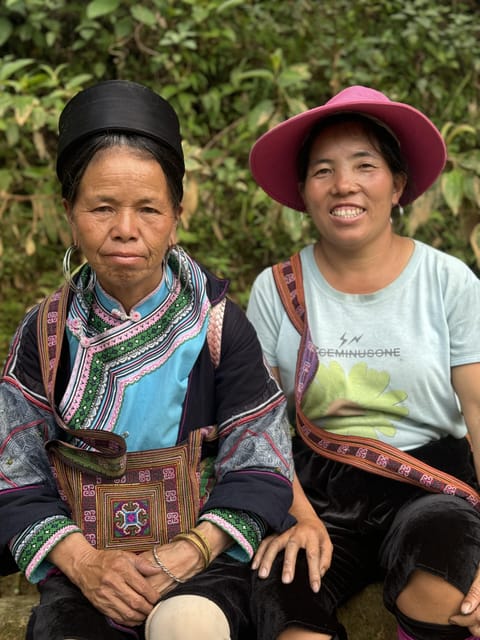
left=0, top=18, right=13, bottom=47
left=0, top=59, right=34, bottom=81
left=86, top=0, right=121, bottom=19
left=0, top=169, right=13, bottom=192
left=216, top=0, right=244, bottom=12
left=458, top=150, right=480, bottom=175
left=470, top=222, right=480, bottom=267
left=65, top=74, right=94, bottom=89
left=230, top=68, right=274, bottom=88
left=441, top=169, right=465, bottom=215
left=278, top=64, right=311, bottom=89
left=281, top=206, right=304, bottom=243
left=5, top=121, right=19, bottom=147
left=463, top=175, right=480, bottom=207
left=247, top=99, right=274, bottom=130
left=130, top=5, right=157, bottom=26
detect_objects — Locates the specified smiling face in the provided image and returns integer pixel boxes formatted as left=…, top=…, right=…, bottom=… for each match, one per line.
left=64, top=145, right=180, bottom=311
left=300, top=121, right=406, bottom=252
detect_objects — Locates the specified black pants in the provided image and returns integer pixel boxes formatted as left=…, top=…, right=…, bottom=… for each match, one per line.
left=249, top=436, right=480, bottom=639
left=27, top=436, right=480, bottom=640
left=27, top=555, right=257, bottom=640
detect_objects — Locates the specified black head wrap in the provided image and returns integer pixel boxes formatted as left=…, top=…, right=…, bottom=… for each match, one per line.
left=56, top=80, right=184, bottom=182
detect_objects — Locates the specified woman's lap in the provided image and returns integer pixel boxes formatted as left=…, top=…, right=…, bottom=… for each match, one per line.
left=249, top=492, right=480, bottom=639
left=27, top=555, right=256, bottom=640
left=254, top=437, right=480, bottom=638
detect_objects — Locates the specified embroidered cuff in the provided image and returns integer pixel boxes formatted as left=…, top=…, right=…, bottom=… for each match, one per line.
left=199, top=508, right=266, bottom=562
left=10, top=515, right=82, bottom=583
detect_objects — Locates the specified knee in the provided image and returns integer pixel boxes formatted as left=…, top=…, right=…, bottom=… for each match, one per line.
left=397, top=569, right=464, bottom=622
left=145, top=595, right=231, bottom=640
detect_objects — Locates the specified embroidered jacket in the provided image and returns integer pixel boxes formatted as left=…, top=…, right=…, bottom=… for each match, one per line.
left=0, top=255, right=294, bottom=580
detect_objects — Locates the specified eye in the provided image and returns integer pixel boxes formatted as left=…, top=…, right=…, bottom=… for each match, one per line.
left=140, top=206, right=162, bottom=215
left=92, top=205, right=114, bottom=213
left=311, top=166, right=331, bottom=177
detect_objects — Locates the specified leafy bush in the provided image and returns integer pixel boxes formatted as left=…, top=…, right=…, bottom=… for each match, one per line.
left=0, top=0, right=479, bottom=357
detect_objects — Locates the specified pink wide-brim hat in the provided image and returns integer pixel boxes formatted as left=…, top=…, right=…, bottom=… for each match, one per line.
left=249, top=85, right=447, bottom=209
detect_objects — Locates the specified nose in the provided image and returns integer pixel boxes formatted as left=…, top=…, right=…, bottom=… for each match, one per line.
left=112, top=209, right=139, bottom=240
left=331, top=168, right=357, bottom=195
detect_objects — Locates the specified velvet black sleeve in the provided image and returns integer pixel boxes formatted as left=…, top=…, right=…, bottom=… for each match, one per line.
left=200, top=299, right=295, bottom=532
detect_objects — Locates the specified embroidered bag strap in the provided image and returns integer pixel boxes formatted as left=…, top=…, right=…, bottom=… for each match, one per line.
left=272, top=254, right=480, bottom=510
left=37, top=285, right=128, bottom=476
left=272, top=253, right=305, bottom=334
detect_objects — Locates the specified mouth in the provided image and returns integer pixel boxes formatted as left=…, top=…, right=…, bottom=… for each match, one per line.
left=329, top=206, right=365, bottom=219
left=104, top=253, right=146, bottom=265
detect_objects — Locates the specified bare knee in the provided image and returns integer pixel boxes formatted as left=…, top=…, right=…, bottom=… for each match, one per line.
left=396, top=569, right=464, bottom=624
left=145, top=595, right=230, bottom=640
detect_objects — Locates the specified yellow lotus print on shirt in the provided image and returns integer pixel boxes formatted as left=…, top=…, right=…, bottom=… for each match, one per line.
left=301, top=361, right=408, bottom=438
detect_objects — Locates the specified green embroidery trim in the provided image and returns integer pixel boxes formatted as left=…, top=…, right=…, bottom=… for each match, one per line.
left=13, top=516, right=81, bottom=574
left=199, top=508, right=266, bottom=558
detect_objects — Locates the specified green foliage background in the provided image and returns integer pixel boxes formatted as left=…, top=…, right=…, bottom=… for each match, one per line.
left=1, top=0, right=479, bottom=360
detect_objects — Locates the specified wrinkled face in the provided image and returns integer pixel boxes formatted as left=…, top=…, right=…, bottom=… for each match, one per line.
left=301, top=121, right=406, bottom=250
left=64, top=146, right=180, bottom=311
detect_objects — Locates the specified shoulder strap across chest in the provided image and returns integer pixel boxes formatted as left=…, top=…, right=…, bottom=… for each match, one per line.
left=271, top=253, right=480, bottom=511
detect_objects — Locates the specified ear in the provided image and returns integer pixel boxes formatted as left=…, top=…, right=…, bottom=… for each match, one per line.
left=63, top=198, right=78, bottom=245
left=298, top=182, right=307, bottom=206
left=392, top=173, right=407, bottom=206
left=169, top=205, right=182, bottom=245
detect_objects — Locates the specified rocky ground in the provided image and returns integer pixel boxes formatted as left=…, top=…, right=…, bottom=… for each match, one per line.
left=0, top=574, right=397, bottom=640
left=0, top=574, right=38, bottom=640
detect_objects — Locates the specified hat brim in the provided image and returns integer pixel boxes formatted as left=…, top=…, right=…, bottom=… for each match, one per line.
left=249, top=99, right=447, bottom=209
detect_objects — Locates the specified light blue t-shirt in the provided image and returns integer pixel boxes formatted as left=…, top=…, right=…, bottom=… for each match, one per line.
left=247, top=241, right=480, bottom=451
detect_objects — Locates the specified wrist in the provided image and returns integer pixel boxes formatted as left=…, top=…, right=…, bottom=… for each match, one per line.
left=152, top=545, right=186, bottom=583
left=172, top=527, right=212, bottom=569
left=48, top=532, right=97, bottom=581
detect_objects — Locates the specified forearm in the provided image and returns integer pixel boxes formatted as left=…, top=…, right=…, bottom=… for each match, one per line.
left=290, top=471, right=318, bottom=522
left=47, top=531, right=98, bottom=583
left=194, top=521, right=233, bottom=560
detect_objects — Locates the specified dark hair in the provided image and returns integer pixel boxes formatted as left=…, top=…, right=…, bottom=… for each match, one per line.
left=60, top=133, right=184, bottom=209
left=297, top=112, right=409, bottom=189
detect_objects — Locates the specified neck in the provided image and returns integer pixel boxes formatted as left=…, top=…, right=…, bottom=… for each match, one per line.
left=314, top=234, right=414, bottom=294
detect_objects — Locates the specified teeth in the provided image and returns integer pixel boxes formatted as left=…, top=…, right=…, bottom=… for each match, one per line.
left=330, top=207, right=364, bottom=218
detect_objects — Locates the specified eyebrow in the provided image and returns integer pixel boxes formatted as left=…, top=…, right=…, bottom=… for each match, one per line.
left=85, top=194, right=164, bottom=206
left=309, top=149, right=379, bottom=166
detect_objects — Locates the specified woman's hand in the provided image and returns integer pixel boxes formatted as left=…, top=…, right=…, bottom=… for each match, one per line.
left=139, top=537, right=205, bottom=597
left=254, top=470, right=333, bottom=592
left=449, top=563, right=480, bottom=636
left=48, top=533, right=160, bottom=627
left=251, top=516, right=333, bottom=593
left=139, top=521, right=233, bottom=598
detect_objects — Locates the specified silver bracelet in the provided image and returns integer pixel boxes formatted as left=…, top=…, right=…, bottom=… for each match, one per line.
left=152, top=545, right=185, bottom=583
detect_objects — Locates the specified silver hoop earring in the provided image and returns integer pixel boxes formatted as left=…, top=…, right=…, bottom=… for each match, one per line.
left=163, top=246, right=174, bottom=293
left=63, top=245, right=78, bottom=288
left=164, top=244, right=188, bottom=294
left=62, top=245, right=96, bottom=295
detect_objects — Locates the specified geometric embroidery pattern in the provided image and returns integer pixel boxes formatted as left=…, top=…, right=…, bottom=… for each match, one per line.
left=52, top=429, right=205, bottom=553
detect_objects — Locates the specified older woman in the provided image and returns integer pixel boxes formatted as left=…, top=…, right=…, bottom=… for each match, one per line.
left=0, top=80, right=294, bottom=640
left=246, top=86, right=480, bottom=640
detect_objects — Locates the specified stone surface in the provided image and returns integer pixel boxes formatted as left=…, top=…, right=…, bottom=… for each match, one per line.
left=0, top=574, right=37, bottom=640
left=0, top=574, right=397, bottom=640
